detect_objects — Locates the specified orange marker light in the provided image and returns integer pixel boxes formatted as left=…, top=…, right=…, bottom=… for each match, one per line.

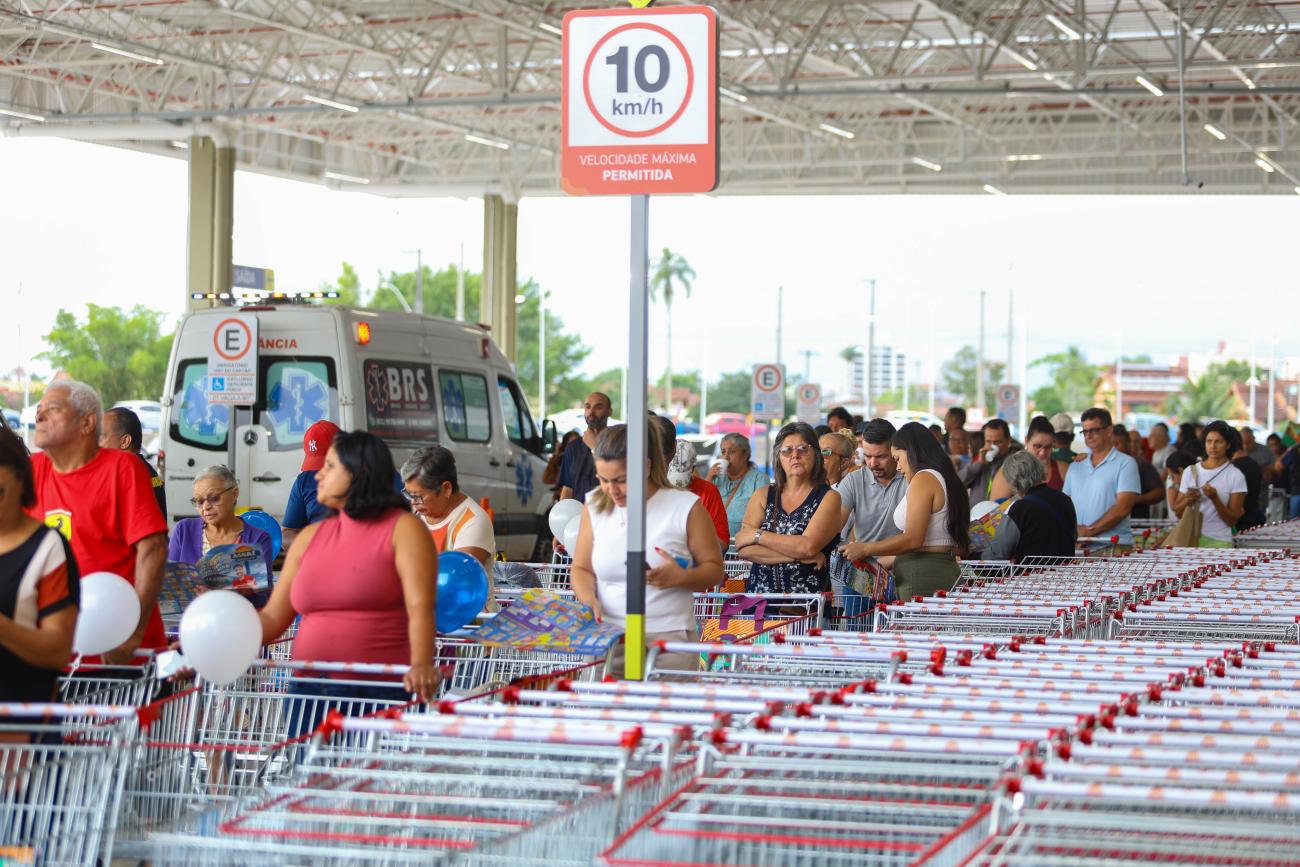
left=355, top=321, right=372, bottom=345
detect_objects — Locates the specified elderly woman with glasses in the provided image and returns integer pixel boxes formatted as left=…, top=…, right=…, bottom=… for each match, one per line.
left=708, top=432, right=770, bottom=540
left=400, top=446, right=498, bottom=609
left=984, top=450, right=1078, bottom=561
left=169, top=466, right=275, bottom=603
left=737, top=422, right=842, bottom=595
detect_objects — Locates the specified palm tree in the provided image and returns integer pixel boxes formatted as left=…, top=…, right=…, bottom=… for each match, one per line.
left=840, top=345, right=863, bottom=400
left=649, top=248, right=695, bottom=410
left=1166, top=373, right=1234, bottom=422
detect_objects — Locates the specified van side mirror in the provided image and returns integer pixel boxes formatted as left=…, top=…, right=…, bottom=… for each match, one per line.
left=542, top=419, right=558, bottom=455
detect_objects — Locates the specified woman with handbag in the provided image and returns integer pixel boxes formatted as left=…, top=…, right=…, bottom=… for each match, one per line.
left=1168, top=421, right=1247, bottom=549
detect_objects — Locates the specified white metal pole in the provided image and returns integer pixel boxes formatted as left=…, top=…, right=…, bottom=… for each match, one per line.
left=975, top=289, right=985, bottom=416
left=1268, top=334, right=1276, bottom=434
left=625, top=194, right=650, bottom=681
left=1116, top=334, right=1124, bottom=423
left=1018, top=311, right=1028, bottom=434
left=928, top=328, right=936, bottom=418
left=414, top=249, right=424, bottom=315
left=456, top=243, right=465, bottom=321
left=1249, top=339, right=1258, bottom=429
left=539, top=286, right=546, bottom=421
left=866, top=278, right=876, bottom=418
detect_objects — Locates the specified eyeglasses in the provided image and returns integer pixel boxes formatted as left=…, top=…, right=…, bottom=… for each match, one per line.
left=779, top=444, right=813, bottom=457
left=189, top=485, right=234, bottom=508
left=819, top=448, right=834, bottom=456
left=401, top=488, right=426, bottom=504
left=1080, top=426, right=1109, bottom=437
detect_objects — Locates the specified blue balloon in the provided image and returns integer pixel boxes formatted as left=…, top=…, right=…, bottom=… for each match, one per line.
left=241, top=510, right=283, bottom=561
left=437, top=551, right=489, bottom=633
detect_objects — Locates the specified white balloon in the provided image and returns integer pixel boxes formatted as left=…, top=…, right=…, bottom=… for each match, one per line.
left=74, top=572, right=141, bottom=656
left=180, top=591, right=262, bottom=686
left=562, top=514, right=582, bottom=554
left=548, top=499, right=583, bottom=540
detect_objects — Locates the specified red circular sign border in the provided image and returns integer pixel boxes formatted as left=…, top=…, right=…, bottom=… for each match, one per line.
left=753, top=364, right=783, bottom=391
left=212, top=317, right=253, bottom=362
left=582, top=21, right=694, bottom=139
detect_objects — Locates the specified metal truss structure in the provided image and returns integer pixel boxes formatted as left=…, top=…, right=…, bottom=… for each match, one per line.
left=2, top=0, right=1299, bottom=196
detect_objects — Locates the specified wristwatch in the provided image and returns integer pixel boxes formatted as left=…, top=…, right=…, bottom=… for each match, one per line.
left=752, top=529, right=763, bottom=546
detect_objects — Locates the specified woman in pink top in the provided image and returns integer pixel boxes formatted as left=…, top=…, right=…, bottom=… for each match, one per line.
left=258, top=431, right=440, bottom=702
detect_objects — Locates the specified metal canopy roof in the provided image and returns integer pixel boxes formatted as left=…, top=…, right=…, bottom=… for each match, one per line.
left=2, top=0, right=1299, bottom=195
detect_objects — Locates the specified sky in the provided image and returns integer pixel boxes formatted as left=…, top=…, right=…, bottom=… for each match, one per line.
left=3, top=136, right=1299, bottom=406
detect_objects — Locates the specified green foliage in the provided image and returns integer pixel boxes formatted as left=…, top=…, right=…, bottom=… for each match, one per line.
left=1030, top=346, right=1100, bottom=416
left=39, top=305, right=175, bottom=407
left=705, top=370, right=754, bottom=416
left=940, top=346, right=1006, bottom=413
left=514, top=280, right=594, bottom=414
left=320, top=262, right=592, bottom=417
left=1166, top=372, right=1235, bottom=422
left=1121, top=354, right=1153, bottom=364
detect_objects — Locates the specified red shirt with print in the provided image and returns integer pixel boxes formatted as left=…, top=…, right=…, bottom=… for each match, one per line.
left=27, top=447, right=169, bottom=650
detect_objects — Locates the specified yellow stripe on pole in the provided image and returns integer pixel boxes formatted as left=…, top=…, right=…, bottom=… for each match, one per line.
left=623, top=613, right=646, bottom=680
left=627, top=0, right=656, bottom=7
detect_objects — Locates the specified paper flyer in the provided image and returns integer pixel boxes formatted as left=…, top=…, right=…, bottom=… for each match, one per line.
left=471, top=589, right=623, bottom=656
left=195, top=543, right=271, bottom=592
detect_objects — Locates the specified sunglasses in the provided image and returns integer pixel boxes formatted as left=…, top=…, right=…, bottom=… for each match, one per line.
left=779, top=444, right=813, bottom=457
left=189, top=485, right=234, bottom=508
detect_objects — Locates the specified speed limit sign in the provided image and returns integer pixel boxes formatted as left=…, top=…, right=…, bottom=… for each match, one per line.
left=562, top=6, right=718, bottom=195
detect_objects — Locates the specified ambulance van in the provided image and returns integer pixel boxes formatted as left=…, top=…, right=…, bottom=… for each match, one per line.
left=158, top=302, right=556, bottom=560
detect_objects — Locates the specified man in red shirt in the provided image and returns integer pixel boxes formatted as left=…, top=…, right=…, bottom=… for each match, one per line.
left=28, top=381, right=168, bottom=663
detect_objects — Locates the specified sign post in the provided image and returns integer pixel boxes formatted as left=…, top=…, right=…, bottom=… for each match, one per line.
left=796, top=383, right=822, bottom=426
left=751, top=363, right=785, bottom=471
left=996, top=384, right=1020, bottom=424
left=205, top=314, right=258, bottom=406
left=562, top=4, right=718, bottom=680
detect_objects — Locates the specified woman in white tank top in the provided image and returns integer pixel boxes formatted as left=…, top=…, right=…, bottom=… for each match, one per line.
left=849, top=423, right=970, bottom=599
left=570, top=423, right=725, bottom=679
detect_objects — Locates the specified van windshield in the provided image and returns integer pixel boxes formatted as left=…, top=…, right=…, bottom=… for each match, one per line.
left=169, top=357, right=338, bottom=451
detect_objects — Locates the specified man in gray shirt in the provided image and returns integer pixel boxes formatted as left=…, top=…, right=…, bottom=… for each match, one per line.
left=836, top=418, right=908, bottom=560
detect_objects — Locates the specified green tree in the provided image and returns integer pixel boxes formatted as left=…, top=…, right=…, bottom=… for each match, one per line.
left=1030, top=346, right=1100, bottom=417
left=1166, top=372, right=1234, bottom=422
left=649, top=248, right=696, bottom=410
left=840, top=346, right=863, bottom=398
left=940, top=346, right=1005, bottom=413
left=321, top=262, right=591, bottom=418
left=39, top=305, right=175, bottom=407
left=705, top=370, right=754, bottom=416
left=514, top=280, right=594, bottom=415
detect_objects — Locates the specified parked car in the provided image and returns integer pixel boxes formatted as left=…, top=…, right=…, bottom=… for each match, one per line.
left=113, top=400, right=164, bottom=434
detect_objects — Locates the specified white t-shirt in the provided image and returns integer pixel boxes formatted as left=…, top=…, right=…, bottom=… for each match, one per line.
left=1178, top=461, right=1247, bottom=542
left=587, top=488, right=697, bottom=633
left=427, top=497, right=497, bottom=608
left=428, top=497, right=495, bottom=554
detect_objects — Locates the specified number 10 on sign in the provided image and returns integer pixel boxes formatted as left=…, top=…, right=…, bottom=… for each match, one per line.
left=562, top=6, right=718, bottom=195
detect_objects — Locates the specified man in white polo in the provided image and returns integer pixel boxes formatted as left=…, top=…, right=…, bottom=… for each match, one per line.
left=1062, top=407, right=1139, bottom=551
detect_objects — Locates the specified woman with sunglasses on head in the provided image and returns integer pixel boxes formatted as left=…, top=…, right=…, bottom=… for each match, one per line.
left=738, top=422, right=842, bottom=595
left=169, top=465, right=275, bottom=606
left=850, top=422, right=970, bottom=599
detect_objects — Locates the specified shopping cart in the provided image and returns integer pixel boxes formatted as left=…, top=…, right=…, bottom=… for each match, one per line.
left=59, top=653, right=158, bottom=707
left=0, top=703, right=138, bottom=867
left=142, top=713, right=691, bottom=865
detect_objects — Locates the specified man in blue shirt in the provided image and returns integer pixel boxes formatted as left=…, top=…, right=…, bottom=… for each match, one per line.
left=558, top=392, right=611, bottom=503
left=282, top=419, right=340, bottom=550
left=1062, top=407, right=1140, bottom=550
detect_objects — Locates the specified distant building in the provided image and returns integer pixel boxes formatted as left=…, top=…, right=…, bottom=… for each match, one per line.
left=851, top=346, right=907, bottom=399
left=1096, top=357, right=1189, bottom=416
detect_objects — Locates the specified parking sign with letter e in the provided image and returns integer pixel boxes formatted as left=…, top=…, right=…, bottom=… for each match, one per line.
left=562, top=6, right=718, bottom=195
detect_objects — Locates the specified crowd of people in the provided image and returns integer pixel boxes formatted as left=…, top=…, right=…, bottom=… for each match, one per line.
left=0, top=379, right=489, bottom=706
left=552, top=394, right=1300, bottom=668
left=5, top=374, right=1300, bottom=696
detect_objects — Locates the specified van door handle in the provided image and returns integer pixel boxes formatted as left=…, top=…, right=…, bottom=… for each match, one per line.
left=505, top=459, right=516, bottom=468
left=252, top=473, right=282, bottom=483
left=488, top=458, right=501, bottom=467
